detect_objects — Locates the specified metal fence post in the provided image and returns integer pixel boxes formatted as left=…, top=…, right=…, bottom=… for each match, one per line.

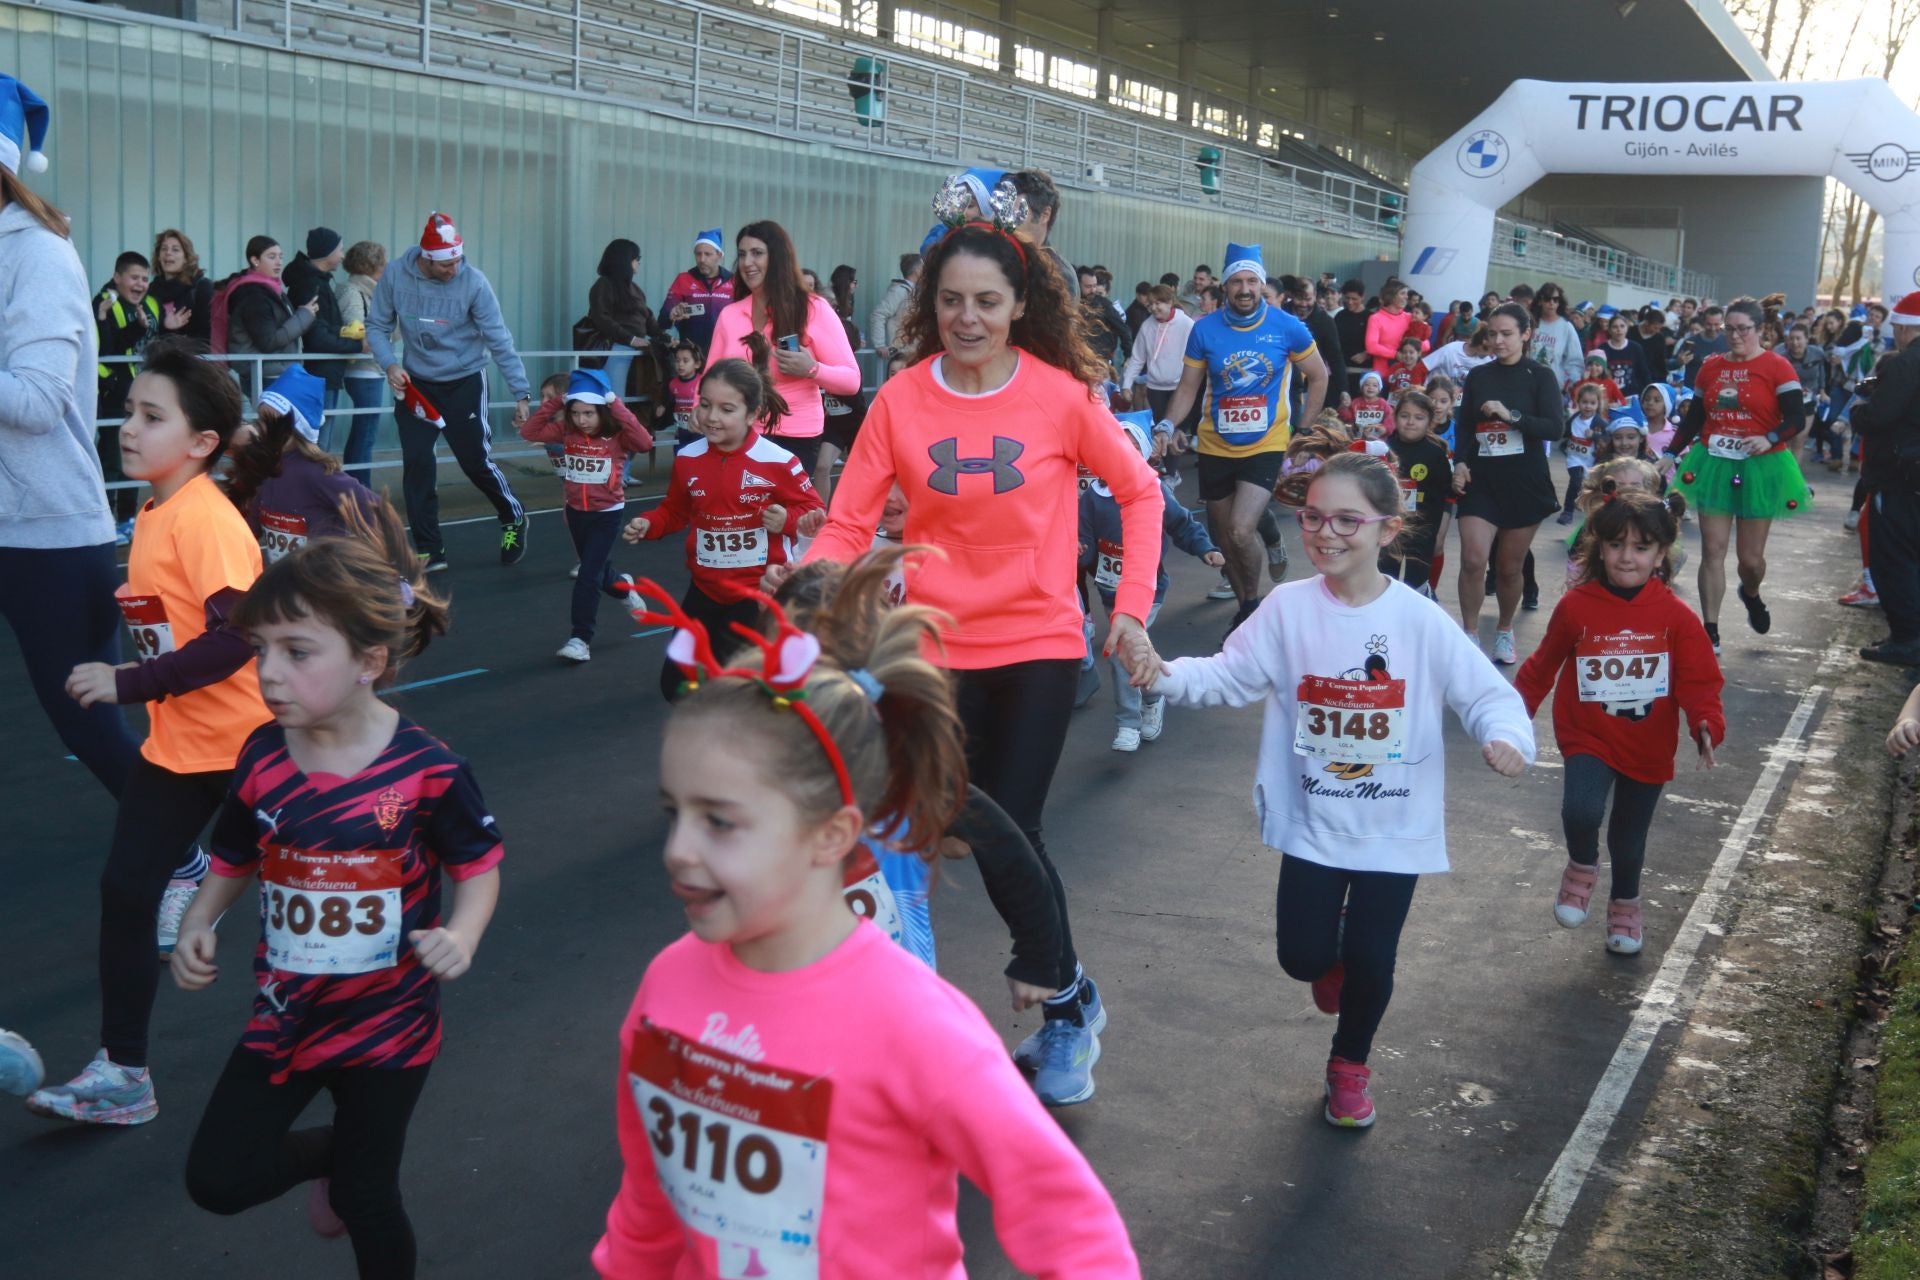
left=419, top=0, right=430, bottom=67
left=571, top=0, right=581, bottom=91
left=690, top=11, right=702, bottom=115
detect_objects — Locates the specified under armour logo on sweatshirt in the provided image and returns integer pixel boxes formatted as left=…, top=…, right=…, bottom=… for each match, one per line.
left=926, top=437, right=1026, bottom=495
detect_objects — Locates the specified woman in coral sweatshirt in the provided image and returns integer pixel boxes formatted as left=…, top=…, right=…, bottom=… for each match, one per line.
left=779, top=202, right=1163, bottom=1108
left=1364, top=279, right=1426, bottom=380
left=704, top=220, right=861, bottom=476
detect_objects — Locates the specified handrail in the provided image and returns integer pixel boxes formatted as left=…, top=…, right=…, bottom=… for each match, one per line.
left=1492, top=215, right=1716, bottom=300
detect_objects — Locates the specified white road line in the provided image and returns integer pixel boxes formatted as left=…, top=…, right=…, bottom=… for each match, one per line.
left=1503, top=684, right=1826, bottom=1278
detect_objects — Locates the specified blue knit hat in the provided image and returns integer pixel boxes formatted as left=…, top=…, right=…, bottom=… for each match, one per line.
left=258, top=366, right=329, bottom=444
left=566, top=368, right=614, bottom=405
left=694, top=228, right=724, bottom=253
left=1222, top=242, right=1266, bottom=284
left=957, top=167, right=1007, bottom=215
left=1640, top=382, right=1676, bottom=420
left=0, top=75, right=49, bottom=175
left=1606, top=402, right=1648, bottom=432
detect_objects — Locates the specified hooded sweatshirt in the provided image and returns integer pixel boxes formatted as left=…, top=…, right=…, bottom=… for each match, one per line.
left=0, top=203, right=115, bottom=549
left=366, top=246, right=531, bottom=400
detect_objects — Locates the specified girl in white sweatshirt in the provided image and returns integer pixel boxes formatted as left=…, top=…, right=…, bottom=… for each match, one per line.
left=1138, top=451, right=1534, bottom=1128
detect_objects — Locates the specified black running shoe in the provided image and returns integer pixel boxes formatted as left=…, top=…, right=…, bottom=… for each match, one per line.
left=419, top=551, right=449, bottom=574
left=500, top=517, right=530, bottom=566
left=1737, top=587, right=1770, bottom=635
left=1224, top=598, right=1258, bottom=642
left=1522, top=587, right=1540, bottom=612
left=1861, top=640, right=1920, bottom=667
left=1703, top=621, right=1720, bottom=655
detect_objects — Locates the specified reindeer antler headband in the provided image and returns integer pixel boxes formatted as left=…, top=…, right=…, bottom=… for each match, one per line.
left=616, top=578, right=864, bottom=808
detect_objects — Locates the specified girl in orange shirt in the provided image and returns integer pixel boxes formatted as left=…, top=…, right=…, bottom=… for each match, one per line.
left=32, top=340, right=266, bottom=1126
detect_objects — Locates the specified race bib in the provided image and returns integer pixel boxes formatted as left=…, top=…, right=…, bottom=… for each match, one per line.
left=1575, top=636, right=1670, bottom=704
left=628, top=1021, right=831, bottom=1279
left=1094, top=538, right=1123, bottom=591
left=1706, top=433, right=1751, bottom=461
left=1399, top=481, right=1419, bottom=515
left=1077, top=465, right=1095, bottom=494
left=823, top=396, right=851, bottom=417
left=696, top=526, right=768, bottom=569
left=1294, top=674, right=1407, bottom=765
left=1352, top=407, right=1387, bottom=432
left=1476, top=425, right=1522, bottom=456
left=561, top=449, right=613, bottom=484
left=1216, top=395, right=1270, bottom=431
left=1565, top=444, right=1594, bottom=470
left=116, top=593, right=175, bottom=661
left=260, top=845, right=404, bottom=976
left=259, top=510, right=308, bottom=564
left=841, top=860, right=902, bottom=946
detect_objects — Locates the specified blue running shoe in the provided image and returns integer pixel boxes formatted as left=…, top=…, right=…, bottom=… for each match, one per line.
left=1031, top=1017, right=1100, bottom=1107
left=1014, top=977, right=1106, bottom=1069
left=27, top=1050, right=157, bottom=1125
left=0, top=1028, right=44, bottom=1097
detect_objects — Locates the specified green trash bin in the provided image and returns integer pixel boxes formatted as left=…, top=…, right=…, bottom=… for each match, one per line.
left=850, top=56, right=885, bottom=128
left=1197, top=145, right=1221, bottom=196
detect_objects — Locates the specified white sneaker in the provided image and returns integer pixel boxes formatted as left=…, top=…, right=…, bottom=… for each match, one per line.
left=1491, top=630, right=1517, bottom=665
left=1845, top=510, right=1861, bottom=532
left=26, top=1050, right=157, bottom=1125
left=0, top=1029, right=45, bottom=1096
left=1111, top=727, right=1142, bottom=752
left=569, top=563, right=581, bottom=579
left=1139, top=698, right=1165, bottom=742
left=156, top=877, right=200, bottom=959
left=556, top=637, right=591, bottom=663
left=1206, top=576, right=1237, bottom=601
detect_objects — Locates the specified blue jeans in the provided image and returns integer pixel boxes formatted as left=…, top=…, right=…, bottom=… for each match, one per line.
left=1110, top=600, right=1163, bottom=729
left=340, top=376, right=386, bottom=484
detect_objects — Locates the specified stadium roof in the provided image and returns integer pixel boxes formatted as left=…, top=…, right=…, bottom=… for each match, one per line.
left=946, top=0, right=1770, bottom=168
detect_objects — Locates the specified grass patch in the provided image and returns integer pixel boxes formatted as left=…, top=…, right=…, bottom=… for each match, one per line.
left=1854, top=913, right=1920, bottom=1279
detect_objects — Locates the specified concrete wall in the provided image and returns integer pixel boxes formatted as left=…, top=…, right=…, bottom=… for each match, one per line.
left=4, top=1, right=1394, bottom=353
left=1524, top=174, right=1825, bottom=305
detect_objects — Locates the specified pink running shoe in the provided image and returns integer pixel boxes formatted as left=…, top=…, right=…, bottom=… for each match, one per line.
left=1311, top=963, right=1344, bottom=1015
left=1606, top=898, right=1644, bottom=955
left=1839, top=583, right=1881, bottom=608
left=1555, top=861, right=1598, bottom=928
left=308, top=1178, right=348, bottom=1239
left=1324, top=1057, right=1376, bottom=1128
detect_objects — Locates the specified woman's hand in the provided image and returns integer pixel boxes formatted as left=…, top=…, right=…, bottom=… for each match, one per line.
left=1743, top=436, right=1771, bottom=457
left=169, top=928, right=220, bottom=991
left=409, top=926, right=476, bottom=980
left=1481, top=399, right=1512, bottom=423
left=1696, top=727, right=1718, bottom=770
left=1889, top=718, right=1920, bottom=758
left=301, top=297, right=321, bottom=317
left=622, top=516, right=651, bottom=543
left=795, top=509, right=827, bottom=539
left=1451, top=463, right=1471, bottom=494
left=163, top=306, right=192, bottom=332
left=66, top=662, right=125, bottom=708
left=1482, top=740, right=1526, bottom=777
left=1655, top=454, right=1678, bottom=480
left=773, top=347, right=816, bottom=378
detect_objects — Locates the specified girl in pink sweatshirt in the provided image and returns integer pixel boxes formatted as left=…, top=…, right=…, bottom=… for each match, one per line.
left=593, top=556, right=1138, bottom=1280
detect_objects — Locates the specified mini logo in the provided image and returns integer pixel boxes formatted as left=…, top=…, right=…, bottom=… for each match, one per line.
left=373, top=786, right=406, bottom=832
left=1912, top=263, right=1920, bottom=287
left=1408, top=246, right=1457, bottom=276
left=741, top=471, right=776, bottom=489
left=1457, top=130, right=1509, bottom=178
left=1846, top=143, right=1920, bottom=182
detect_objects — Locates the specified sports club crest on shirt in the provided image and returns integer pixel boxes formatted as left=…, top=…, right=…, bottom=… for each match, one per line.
left=373, top=787, right=407, bottom=832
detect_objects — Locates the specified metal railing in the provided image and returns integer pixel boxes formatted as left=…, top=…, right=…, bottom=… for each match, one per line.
left=28, top=0, right=1407, bottom=239
left=91, top=345, right=886, bottom=492
left=1493, top=216, right=1716, bottom=300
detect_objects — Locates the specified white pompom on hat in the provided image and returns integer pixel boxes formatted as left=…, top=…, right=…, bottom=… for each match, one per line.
left=0, top=75, right=50, bottom=175
left=419, top=212, right=464, bottom=262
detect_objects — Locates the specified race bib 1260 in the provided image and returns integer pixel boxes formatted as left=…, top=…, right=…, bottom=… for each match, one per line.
left=1216, top=394, right=1271, bottom=432
left=628, top=1020, right=831, bottom=1279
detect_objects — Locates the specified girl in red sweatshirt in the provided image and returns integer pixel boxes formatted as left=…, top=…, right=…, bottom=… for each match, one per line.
left=1514, top=489, right=1725, bottom=955
left=519, top=368, right=654, bottom=663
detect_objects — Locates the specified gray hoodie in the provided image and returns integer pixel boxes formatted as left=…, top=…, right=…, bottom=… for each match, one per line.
left=366, top=246, right=530, bottom=400
left=0, top=202, right=115, bottom=549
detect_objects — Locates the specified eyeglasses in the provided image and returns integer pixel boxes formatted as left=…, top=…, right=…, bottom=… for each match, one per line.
left=1296, top=508, right=1395, bottom=536
left=1724, top=324, right=1757, bottom=334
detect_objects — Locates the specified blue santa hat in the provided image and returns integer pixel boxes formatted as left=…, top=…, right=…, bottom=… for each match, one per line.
left=1596, top=304, right=1618, bottom=320
left=1115, top=410, right=1155, bottom=463
left=1640, top=382, right=1676, bottom=421
left=258, top=366, right=329, bottom=444
left=565, top=368, right=614, bottom=405
left=1851, top=303, right=1870, bottom=320
left=1222, top=242, right=1266, bottom=284
left=957, top=166, right=1007, bottom=215
left=1606, top=402, right=1648, bottom=432
left=0, top=75, right=50, bottom=175
left=693, top=228, right=725, bottom=254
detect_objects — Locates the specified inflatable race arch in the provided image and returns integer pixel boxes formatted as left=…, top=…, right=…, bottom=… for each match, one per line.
left=1399, top=78, right=1920, bottom=307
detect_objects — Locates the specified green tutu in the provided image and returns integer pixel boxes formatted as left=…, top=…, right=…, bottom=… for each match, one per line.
left=1673, top=443, right=1810, bottom=520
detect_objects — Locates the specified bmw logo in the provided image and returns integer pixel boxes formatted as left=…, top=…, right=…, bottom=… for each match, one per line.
left=1457, top=130, right=1510, bottom=178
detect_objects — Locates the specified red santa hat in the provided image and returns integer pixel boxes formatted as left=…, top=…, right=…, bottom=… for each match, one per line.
left=1892, top=291, right=1920, bottom=326
left=401, top=381, right=445, bottom=430
left=419, top=212, right=464, bottom=262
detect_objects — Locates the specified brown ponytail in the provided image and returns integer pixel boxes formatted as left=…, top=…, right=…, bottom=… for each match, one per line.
left=224, top=406, right=340, bottom=514
left=0, top=169, right=68, bottom=238
left=232, top=496, right=449, bottom=685
left=676, top=545, right=967, bottom=852
left=703, top=331, right=791, bottom=432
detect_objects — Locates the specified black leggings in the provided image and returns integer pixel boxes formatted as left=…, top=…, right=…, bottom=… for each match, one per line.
left=658, top=582, right=762, bottom=701
left=1381, top=535, right=1438, bottom=591
left=1563, top=465, right=1587, bottom=513
left=1275, top=853, right=1418, bottom=1064
left=101, top=756, right=229, bottom=1067
left=186, top=1045, right=430, bottom=1280
left=953, top=659, right=1080, bottom=1000
left=0, top=543, right=140, bottom=796
left=1561, top=753, right=1663, bottom=902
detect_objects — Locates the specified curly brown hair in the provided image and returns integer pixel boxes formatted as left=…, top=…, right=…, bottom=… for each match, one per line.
left=901, top=224, right=1108, bottom=388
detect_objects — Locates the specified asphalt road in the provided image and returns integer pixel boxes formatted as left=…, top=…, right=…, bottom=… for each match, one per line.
left=0, top=455, right=1883, bottom=1278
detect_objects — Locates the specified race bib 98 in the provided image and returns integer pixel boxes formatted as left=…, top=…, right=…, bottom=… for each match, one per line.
left=1476, top=425, right=1522, bottom=456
